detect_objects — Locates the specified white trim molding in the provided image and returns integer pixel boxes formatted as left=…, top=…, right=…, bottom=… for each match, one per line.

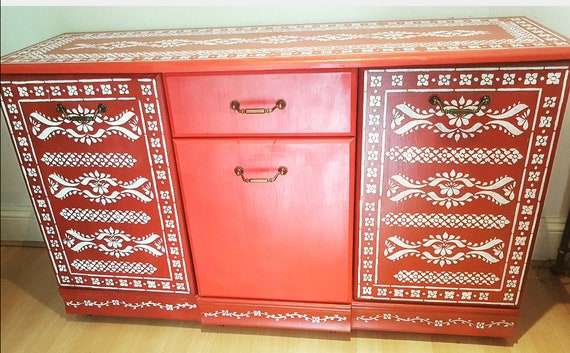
left=532, top=216, right=567, bottom=260
left=1, top=206, right=41, bottom=243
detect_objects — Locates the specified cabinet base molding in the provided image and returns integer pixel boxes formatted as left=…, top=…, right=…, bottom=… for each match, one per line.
left=351, top=302, right=519, bottom=338
left=60, top=288, right=200, bottom=321
left=198, top=297, right=352, bottom=333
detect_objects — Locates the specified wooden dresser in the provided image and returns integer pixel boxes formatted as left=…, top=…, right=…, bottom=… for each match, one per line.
left=2, top=16, right=569, bottom=338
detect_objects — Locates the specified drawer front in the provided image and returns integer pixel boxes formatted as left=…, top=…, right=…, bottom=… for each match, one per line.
left=1, top=76, right=195, bottom=295
left=165, top=70, right=356, bottom=136
left=174, top=138, right=354, bottom=303
left=356, top=65, right=570, bottom=306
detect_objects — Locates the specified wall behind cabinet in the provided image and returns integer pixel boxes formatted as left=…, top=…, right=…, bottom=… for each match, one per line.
left=1, top=6, right=569, bottom=259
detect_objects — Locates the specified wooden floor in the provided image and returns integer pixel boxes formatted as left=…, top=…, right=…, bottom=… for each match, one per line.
left=1, top=245, right=569, bottom=353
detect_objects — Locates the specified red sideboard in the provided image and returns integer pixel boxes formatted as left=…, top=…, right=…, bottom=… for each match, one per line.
left=2, top=16, right=569, bottom=337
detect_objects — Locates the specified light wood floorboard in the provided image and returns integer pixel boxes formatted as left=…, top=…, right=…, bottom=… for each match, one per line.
left=2, top=245, right=568, bottom=353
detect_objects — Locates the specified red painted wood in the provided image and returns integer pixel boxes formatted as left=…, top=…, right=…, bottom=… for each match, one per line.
left=355, top=64, right=570, bottom=308
left=198, top=297, right=351, bottom=332
left=164, top=70, right=356, bottom=137
left=2, top=18, right=570, bottom=75
left=174, top=138, right=354, bottom=304
left=60, top=288, right=200, bottom=321
left=0, top=75, right=196, bottom=299
left=352, top=302, right=519, bottom=337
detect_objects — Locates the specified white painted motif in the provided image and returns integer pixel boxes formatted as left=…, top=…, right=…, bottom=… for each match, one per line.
left=385, top=146, right=523, bottom=165
left=30, top=105, right=141, bottom=145
left=384, top=232, right=504, bottom=267
left=63, top=227, right=164, bottom=258
left=65, top=300, right=197, bottom=311
left=381, top=213, right=510, bottom=229
left=391, top=98, right=530, bottom=141
left=60, top=208, right=151, bottom=224
left=355, top=314, right=515, bottom=329
left=202, top=310, right=347, bottom=324
left=65, top=30, right=489, bottom=51
left=41, top=152, right=137, bottom=168
left=393, top=270, right=500, bottom=285
left=71, top=259, right=158, bottom=275
left=48, top=171, right=153, bottom=204
left=387, top=170, right=516, bottom=208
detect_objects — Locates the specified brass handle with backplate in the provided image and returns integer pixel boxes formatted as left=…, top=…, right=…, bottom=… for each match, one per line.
left=234, top=166, right=288, bottom=183
left=429, top=95, right=491, bottom=115
left=56, top=103, right=107, bottom=122
left=230, top=99, right=286, bottom=115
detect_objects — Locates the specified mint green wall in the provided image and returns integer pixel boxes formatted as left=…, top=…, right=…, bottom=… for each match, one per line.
left=1, top=7, right=569, bottom=249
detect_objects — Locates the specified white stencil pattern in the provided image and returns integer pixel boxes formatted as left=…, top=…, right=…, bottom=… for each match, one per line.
left=202, top=310, right=347, bottom=324
left=384, top=232, right=504, bottom=267
left=64, top=30, right=489, bottom=51
left=65, top=300, right=197, bottom=311
left=41, top=152, right=137, bottom=168
left=63, top=227, right=164, bottom=258
left=30, top=105, right=142, bottom=145
left=71, top=259, right=158, bottom=275
left=393, top=270, right=500, bottom=285
left=381, top=213, right=510, bottom=229
left=60, top=208, right=151, bottom=224
left=386, top=146, right=523, bottom=165
left=387, top=169, right=516, bottom=208
left=391, top=97, right=530, bottom=141
left=48, top=170, right=153, bottom=205
left=355, top=314, right=515, bottom=329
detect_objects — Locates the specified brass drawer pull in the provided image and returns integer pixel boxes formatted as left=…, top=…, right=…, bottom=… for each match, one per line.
left=234, top=166, right=288, bottom=183
left=429, top=95, right=490, bottom=115
left=56, top=103, right=107, bottom=122
left=230, top=99, right=286, bottom=115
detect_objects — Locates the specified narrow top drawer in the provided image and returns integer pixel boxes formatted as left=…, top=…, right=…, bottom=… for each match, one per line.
left=164, top=70, right=356, bottom=136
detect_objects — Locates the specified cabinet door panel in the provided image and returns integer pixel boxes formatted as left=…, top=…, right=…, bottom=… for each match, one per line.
left=175, top=138, right=354, bottom=303
left=356, top=65, right=570, bottom=306
left=1, top=76, right=195, bottom=295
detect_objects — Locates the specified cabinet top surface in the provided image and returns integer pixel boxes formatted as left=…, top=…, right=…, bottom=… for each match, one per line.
left=2, top=16, right=570, bottom=74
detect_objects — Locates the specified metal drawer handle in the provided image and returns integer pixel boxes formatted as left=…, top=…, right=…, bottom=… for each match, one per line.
left=234, top=166, right=288, bottom=183
left=429, top=95, right=491, bottom=115
left=56, top=103, right=107, bottom=122
left=230, top=99, right=286, bottom=115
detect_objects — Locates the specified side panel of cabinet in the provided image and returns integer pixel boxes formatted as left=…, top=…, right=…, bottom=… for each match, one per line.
left=355, top=65, right=569, bottom=307
left=174, top=138, right=354, bottom=304
left=0, top=76, right=196, bottom=305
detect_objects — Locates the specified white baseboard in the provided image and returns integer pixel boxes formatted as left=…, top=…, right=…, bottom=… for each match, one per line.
left=1, top=206, right=42, bottom=243
left=532, top=216, right=567, bottom=260
left=1, top=206, right=567, bottom=260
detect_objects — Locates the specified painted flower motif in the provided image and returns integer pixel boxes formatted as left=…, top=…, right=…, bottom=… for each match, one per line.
left=547, top=72, right=561, bottom=85
left=439, top=180, right=464, bottom=197
left=67, top=85, right=78, bottom=96
left=438, top=74, right=451, bottom=86
left=417, top=74, right=429, bottom=86
left=87, top=171, right=112, bottom=195
left=459, top=74, right=472, bottom=85
left=543, top=96, right=557, bottom=108
left=141, top=84, right=153, bottom=95
left=2, top=86, right=13, bottom=97
left=106, top=234, right=124, bottom=249
left=50, top=86, right=61, bottom=96
left=100, top=84, right=112, bottom=95
left=84, top=85, right=95, bottom=95
left=539, top=116, right=552, bottom=128
left=502, top=73, right=516, bottom=85
left=370, top=76, right=382, bottom=87
left=391, top=75, right=403, bottom=87
left=524, top=73, right=538, bottom=85
left=480, top=73, right=494, bottom=85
